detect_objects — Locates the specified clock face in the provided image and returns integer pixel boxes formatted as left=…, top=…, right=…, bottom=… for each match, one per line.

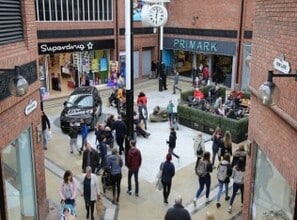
left=147, top=5, right=168, bottom=27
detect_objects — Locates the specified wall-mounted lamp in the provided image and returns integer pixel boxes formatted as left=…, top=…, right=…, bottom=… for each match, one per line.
left=0, top=66, right=29, bottom=97
left=258, top=70, right=297, bottom=106
left=192, top=16, right=199, bottom=25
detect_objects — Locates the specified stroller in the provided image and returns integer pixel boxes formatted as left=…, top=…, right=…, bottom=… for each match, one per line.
left=171, top=112, right=179, bottom=130
left=101, top=168, right=113, bottom=193
left=60, top=201, right=75, bottom=219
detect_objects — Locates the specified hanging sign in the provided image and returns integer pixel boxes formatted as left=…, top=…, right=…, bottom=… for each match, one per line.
left=24, top=99, right=38, bottom=116
left=273, top=55, right=290, bottom=74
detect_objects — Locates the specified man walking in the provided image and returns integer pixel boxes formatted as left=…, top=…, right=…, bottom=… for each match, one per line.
left=80, top=119, right=88, bottom=151
left=126, top=140, right=142, bottom=196
left=82, top=142, right=99, bottom=173
left=172, top=69, right=182, bottom=94
left=41, top=111, right=51, bottom=150
left=164, top=195, right=191, bottom=220
left=113, top=115, right=127, bottom=155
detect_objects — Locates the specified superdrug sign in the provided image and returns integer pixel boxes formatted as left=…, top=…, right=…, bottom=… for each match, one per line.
left=38, top=39, right=114, bottom=54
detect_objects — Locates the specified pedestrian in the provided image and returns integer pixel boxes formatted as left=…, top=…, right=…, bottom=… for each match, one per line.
left=160, top=63, right=167, bottom=90
left=107, top=148, right=123, bottom=204
left=193, top=151, right=213, bottom=206
left=191, top=66, right=198, bottom=87
left=228, top=157, right=245, bottom=213
left=113, top=115, right=127, bottom=155
left=126, top=139, right=142, bottom=197
left=164, top=195, right=191, bottom=220
left=172, top=69, right=182, bottom=94
left=137, top=91, right=148, bottom=130
left=80, top=119, right=88, bottom=151
left=231, top=144, right=247, bottom=168
left=202, top=64, right=209, bottom=85
left=82, top=142, right=99, bottom=173
left=215, top=154, right=232, bottom=208
left=211, top=126, right=223, bottom=167
left=151, top=60, right=157, bottom=78
left=160, top=153, right=175, bottom=204
left=59, top=170, right=78, bottom=209
left=219, top=130, right=232, bottom=161
left=68, top=121, right=81, bottom=155
left=193, top=132, right=205, bottom=171
left=96, top=137, right=108, bottom=175
left=81, top=166, right=101, bottom=220
left=41, top=111, right=51, bottom=150
left=167, top=127, right=179, bottom=159
left=166, top=100, right=174, bottom=127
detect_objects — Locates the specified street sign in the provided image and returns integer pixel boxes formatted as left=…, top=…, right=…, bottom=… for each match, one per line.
left=273, top=57, right=290, bottom=74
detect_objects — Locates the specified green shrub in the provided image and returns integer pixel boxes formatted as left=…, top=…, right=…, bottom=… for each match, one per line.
left=177, top=104, right=248, bottom=143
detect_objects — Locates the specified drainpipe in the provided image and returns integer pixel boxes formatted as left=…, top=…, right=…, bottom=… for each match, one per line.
left=115, top=0, right=119, bottom=59
left=236, top=0, right=245, bottom=85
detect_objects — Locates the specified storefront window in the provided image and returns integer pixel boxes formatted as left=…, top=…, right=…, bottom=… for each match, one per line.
left=2, top=128, right=37, bottom=219
left=252, top=147, right=295, bottom=220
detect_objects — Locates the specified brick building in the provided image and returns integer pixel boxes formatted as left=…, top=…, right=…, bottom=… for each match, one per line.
left=0, top=0, right=48, bottom=219
left=245, top=1, right=297, bottom=219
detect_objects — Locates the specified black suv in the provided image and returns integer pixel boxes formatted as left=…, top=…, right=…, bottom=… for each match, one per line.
left=60, top=86, right=102, bottom=133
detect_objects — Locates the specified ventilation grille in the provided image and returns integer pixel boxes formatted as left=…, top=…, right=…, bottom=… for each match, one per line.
left=0, top=0, right=23, bottom=45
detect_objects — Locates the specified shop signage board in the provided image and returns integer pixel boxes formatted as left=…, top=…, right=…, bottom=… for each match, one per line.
left=273, top=57, right=290, bottom=74
left=163, top=37, right=236, bottom=56
left=24, top=99, right=38, bottom=116
left=38, top=39, right=114, bottom=54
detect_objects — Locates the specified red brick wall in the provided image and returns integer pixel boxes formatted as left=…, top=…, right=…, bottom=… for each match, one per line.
left=0, top=0, right=47, bottom=219
left=245, top=0, right=297, bottom=219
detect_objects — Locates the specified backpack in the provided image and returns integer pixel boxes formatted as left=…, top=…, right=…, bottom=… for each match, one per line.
left=217, top=163, right=228, bottom=182
left=196, top=160, right=207, bottom=177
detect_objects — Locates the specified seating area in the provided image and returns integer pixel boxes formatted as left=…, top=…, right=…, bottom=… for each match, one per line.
left=178, top=85, right=250, bottom=143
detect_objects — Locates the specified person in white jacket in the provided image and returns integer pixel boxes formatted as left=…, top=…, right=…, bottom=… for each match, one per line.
left=81, top=166, right=101, bottom=220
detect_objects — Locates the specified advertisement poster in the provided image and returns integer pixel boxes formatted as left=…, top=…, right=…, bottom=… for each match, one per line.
left=133, top=0, right=144, bottom=21
left=100, top=56, right=108, bottom=71
left=108, top=61, right=119, bottom=87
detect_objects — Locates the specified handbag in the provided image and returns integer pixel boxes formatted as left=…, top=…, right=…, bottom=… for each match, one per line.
left=155, top=162, right=164, bottom=191
left=96, top=197, right=104, bottom=217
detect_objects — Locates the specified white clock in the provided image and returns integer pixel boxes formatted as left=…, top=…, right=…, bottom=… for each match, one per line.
left=143, top=4, right=168, bottom=27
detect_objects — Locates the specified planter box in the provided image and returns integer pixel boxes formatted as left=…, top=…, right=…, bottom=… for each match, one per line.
left=177, top=104, right=248, bottom=143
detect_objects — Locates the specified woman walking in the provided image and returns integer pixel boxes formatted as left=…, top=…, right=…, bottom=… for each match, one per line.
left=107, top=148, right=123, bottom=204
left=215, top=154, right=232, bottom=208
left=161, top=153, right=175, bottom=204
left=193, top=132, right=205, bottom=171
left=219, top=130, right=232, bottom=160
left=211, top=127, right=223, bottom=167
left=228, top=158, right=245, bottom=213
left=81, top=166, right=101, bottom=220
left=59, top=170, right=78, bottom=209
left=167, top=127, right=179, bottom=159
left=193, top=151, right=213, bottom=206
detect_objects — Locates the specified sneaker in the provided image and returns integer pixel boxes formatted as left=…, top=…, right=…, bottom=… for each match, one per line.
left=135, top=193, right=139, bottom=197
left=206, top=198, right=210, bottom=204
left=228, top=206, right=232, bottom=213
left=193, top=198, right=197, bottom=207
left=127, top=190, right=132, bottom=195
left=216, top=203, right=221, bottom=208
left=225, top=196, right=230, bottom=201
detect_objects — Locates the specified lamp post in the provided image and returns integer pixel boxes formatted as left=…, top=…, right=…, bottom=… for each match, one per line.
left=124, top=0, right=134, bottom=162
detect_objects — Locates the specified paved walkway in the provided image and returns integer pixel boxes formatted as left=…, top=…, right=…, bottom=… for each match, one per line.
left=44, top=77, right=244, bottom=220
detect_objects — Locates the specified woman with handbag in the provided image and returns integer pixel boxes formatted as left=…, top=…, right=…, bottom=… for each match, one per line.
left=161, top=153, right=175, bottom=204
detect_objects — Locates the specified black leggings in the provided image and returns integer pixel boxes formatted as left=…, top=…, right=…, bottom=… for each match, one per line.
left=111, top=173, right=122, bottom=200
left=85, top=200, right=95, bottom=218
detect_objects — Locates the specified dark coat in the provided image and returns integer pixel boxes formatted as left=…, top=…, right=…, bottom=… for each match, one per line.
left=127, top=147, right=142, bottom=171
left=161, top=161, right=175, bottom=184
left=82, top=149, right=99, bottom=173
left=168, top=131, right=177, bottom=149
left=164, top=204, right=191, bottom=220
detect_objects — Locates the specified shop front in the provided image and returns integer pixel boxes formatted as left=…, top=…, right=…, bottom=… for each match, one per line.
left=163, top=37, right=237, bottom=88
left=38, top=39, right=115, bottom=99
left=252, top=145, right=295, bottom=220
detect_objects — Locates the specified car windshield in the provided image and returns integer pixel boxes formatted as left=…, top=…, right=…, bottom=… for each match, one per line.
left=66, top=94, right=93, bottom=108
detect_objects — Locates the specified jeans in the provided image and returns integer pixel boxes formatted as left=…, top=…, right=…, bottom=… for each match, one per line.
left=212, top=149, right=220, bottom=166
left=70, top=138, right=79, bottom=152
left=162, top=181, right=172, bottom=202
left=42, top=129, right=48, bottom=149
left=128, top=170, right=139, bottom=194
left=230, top=183, right=244, bottom=206
left=216, top=181, right=229, bottom=202
left=195, top=174, right=211, bottom=199
left=111, top=173, right=122, bottom=200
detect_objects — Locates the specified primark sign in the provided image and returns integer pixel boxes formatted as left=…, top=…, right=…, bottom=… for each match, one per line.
left=163, top=37, right=236, bottom=56
left=38, top=39, right=114, bottom=54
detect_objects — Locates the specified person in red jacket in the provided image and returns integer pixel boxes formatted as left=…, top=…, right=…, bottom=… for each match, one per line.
left=193, top=88, right=205, bottom=103
left=136, top=92, right=148, bottom=129
left=126, top=140, right=142, bottom=196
